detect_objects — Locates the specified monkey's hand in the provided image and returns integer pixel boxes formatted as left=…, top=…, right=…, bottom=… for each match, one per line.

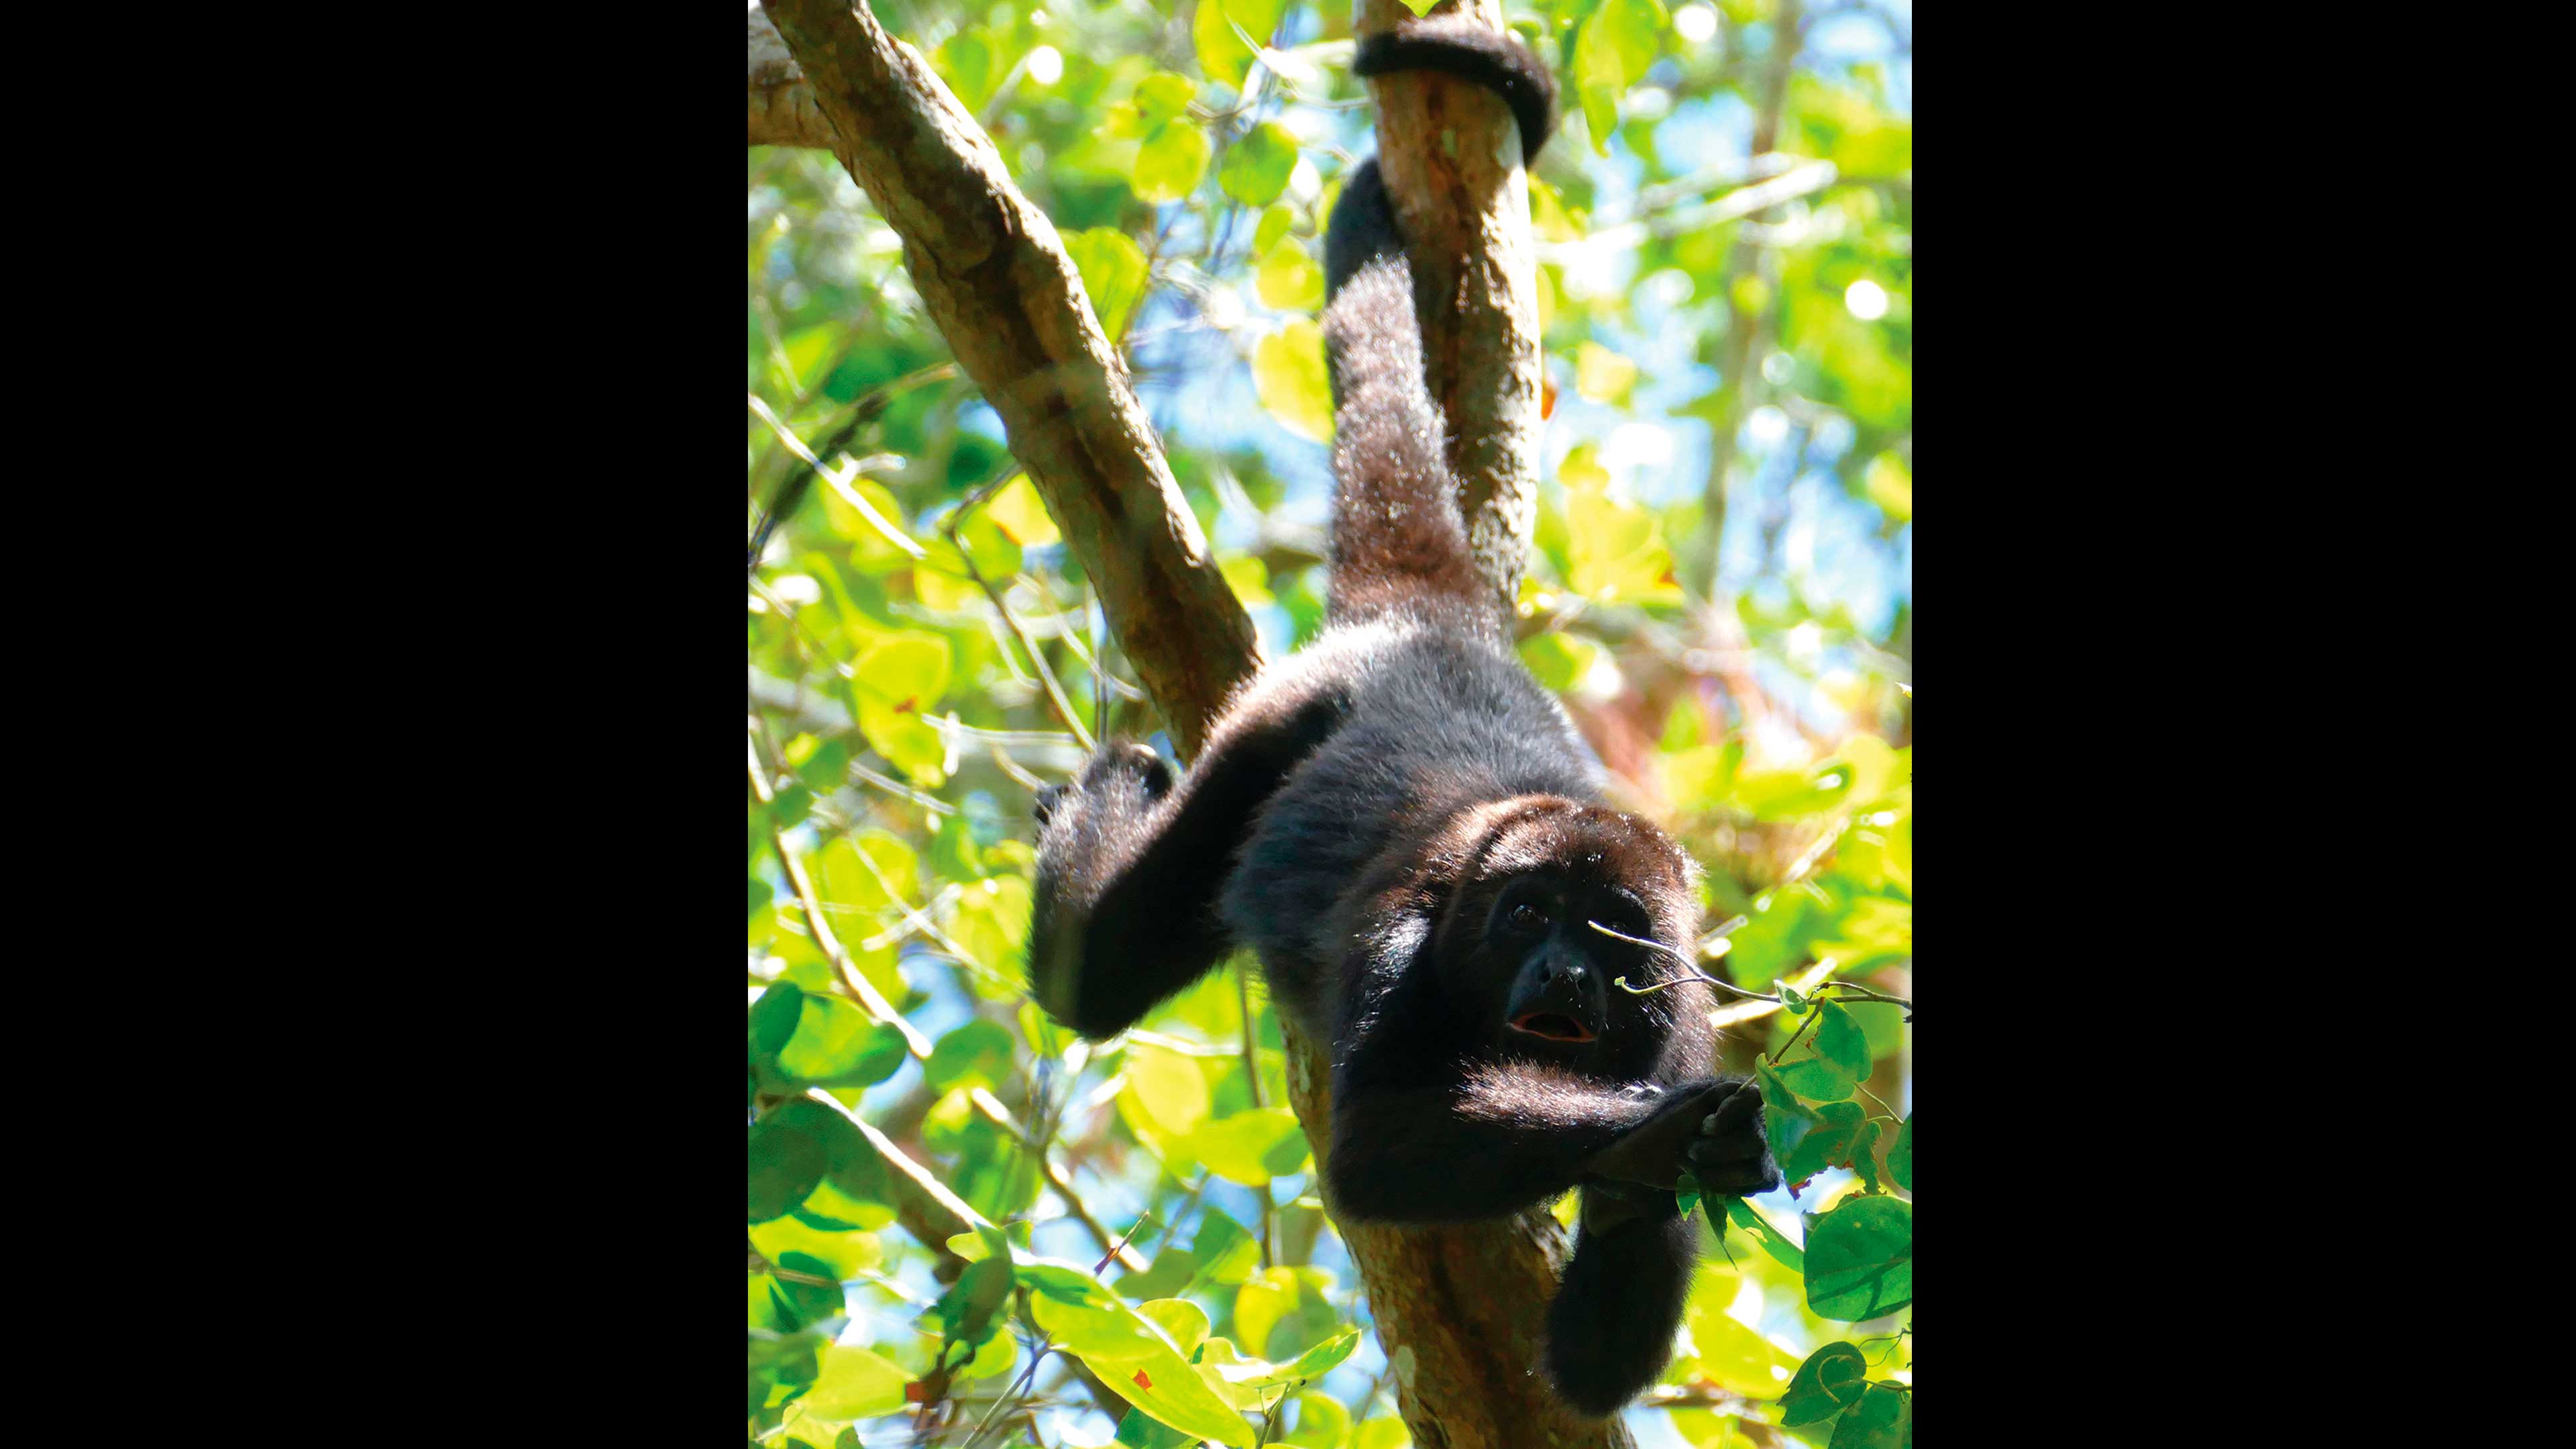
left=1034, top=741, right=1173, bottom=831
left=1030, top=742, right=1176, bottom=1020
left=1582, top=1078, right=1740, bottom=1191
left=1681, top=1079, right=1779, bottom=1198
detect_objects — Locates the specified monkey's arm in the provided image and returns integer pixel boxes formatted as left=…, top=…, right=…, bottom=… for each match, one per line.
left=1029, top=686, right=1346, bottom=1040
left=1322, top=1031, right=1740, bottom=1222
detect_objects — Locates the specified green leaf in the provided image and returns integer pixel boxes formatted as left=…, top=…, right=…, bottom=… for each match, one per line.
left=855, top=694, right=946, bottom=787
left=985, top=474, right=1060, bottom=547
left=1773, top=1055, right=1856, bottom=1102
left=1030, top=1281, right=1256, bottom=1446
left=1733, top=761, right=1856, bottom=822
left=1813, top=1001, right=1872, bottom=1084
left=1571, top=0, right=1669, bottom=154
left=945, top=1220, right=1032, bottom=1263
left=1847, top=1119, right=1886, bottom=1194
left=955, top=509, right=1021, bottom=578
left=751, top=1216, right=881, bottom=1283
left=800, top=1342, right=909, bottom=1419
left=934, top=28, right=1000, bottom=109
left=815, top=830, right=919, bottom=918
left=1253, top=321, right=1332, bottom=441
left=1888, top=1115, right=1911, bottom=1192
left=1724, top=1196, right=1804, bottom=1273
left=1865, top=453, right=1913, bottom=523
left=1574, top=341, right=1639, bottom=405
left=777, top=995, right=909, bottom=1087
left=1116, top=1246, right=1200, bottom=1301
left=1679, top=1262, right=1797, bottom=1397
left=749, top=1105, right=830, bottom=1223
left=1279, top=1324, right=1362, bottom=1381
left=1803, top=1194, right=1912, bottom=1321
left=924, top=1019, right=1015, bottom=1093
left=1018, top=1257, right=1114, bottom=1303
left=1185, top=1107, right=1309, bottom=1185
left=1255, top=238, right=1324, bottom=312
left=1518, top=631, right=1603, bottom=692
left=1778, top=1099, right=1869, bottom=1184
left=1221, top=122, right=1299, bottom=207
left=1138, top=1297, right=1212, bottom=1357
left=1778, top=1342, right=1869, bottom=1427
left=1286, top=1391, right=1350, bottom=1448
left=1232, top=1266, right=1297, bottom=1361
left=1188, top=1208, right=1261, bottom=1288
left=1563, top=486, right=1673, bottom=604
left=852, top=632, right=951, bottom=710
left=761, top=1250, right=849, bottom=1333
left=749, top=1328, right=825, bottom=1415
left=1118, top=1407, right=1200, bottom=1448
left=1675, top=1168, right=1703, bottom=1218
left=936, top=1254, right=1016, bottom=1362
left=751, top=983, right=806, bottom=1056
left=1192, top=0, right=1291, bottom=89
left=1827, top=1383, right=1910, bottom=1449
left=1352, top=1419, right=1409, bottom=1449
left=1119, top=1042, right=1213, bottom=1143
left=1132, top=72, right=1198, bottom=127
left=1136, top=122, right=1212, bottom=204
left=1254, top=203, right=1295, bottom=254
left=1067, top=227, right=1150, bottom=343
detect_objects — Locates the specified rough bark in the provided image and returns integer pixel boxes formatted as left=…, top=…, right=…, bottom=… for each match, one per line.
left=761, top=0, right=1260, bottom=758
left=749, top=5, right=838, bottom=150
left=1314, top=8, right=1623, bottom=1446
left=1356, top=0, right=1547, bottom=623
left=759, top=4, right=1604, bottom=1444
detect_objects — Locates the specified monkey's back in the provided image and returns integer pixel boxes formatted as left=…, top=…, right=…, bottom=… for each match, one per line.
left=1216, top=616, right=1603, bottom=1035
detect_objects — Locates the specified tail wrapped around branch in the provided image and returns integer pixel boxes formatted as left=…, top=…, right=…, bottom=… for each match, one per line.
left=1320, top=160, right=1487, bottom=631
left=1318, top=19, right=1557, bottom=636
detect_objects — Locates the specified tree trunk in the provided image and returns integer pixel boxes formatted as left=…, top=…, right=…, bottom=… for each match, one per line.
left=759, top=4, right=1619, bottom=1442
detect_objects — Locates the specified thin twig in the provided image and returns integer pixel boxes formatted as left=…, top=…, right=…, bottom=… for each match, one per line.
left=751, top=737, right=934, bottom=1058
left=746, top=380, right=947, bottom=570
left=753, top=734, right=1146, bottom=1272
left=1595, top=921, right=1914, bottom=1018
left=1234, top=962, right=1278, bottom=1268
left=943, top=468, right=1096, bottom=751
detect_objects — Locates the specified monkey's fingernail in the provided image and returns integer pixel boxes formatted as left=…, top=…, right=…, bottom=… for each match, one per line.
left=1702, top=1114, right=1719, bottom=1131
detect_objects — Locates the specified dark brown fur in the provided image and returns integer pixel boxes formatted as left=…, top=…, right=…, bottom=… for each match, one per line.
left=1028, top=21, right=1776, bottom=1418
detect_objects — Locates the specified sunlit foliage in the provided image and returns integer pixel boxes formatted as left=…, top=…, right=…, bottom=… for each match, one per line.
left=749, top=3, right=1912, bottom=1444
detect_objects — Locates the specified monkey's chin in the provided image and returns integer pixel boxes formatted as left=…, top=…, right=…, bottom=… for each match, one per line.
left=1507, top=1012, right=1596, bottom=1044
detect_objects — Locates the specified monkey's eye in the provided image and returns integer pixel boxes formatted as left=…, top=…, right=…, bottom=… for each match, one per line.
left=1508, top=903, right=1549, bottom=932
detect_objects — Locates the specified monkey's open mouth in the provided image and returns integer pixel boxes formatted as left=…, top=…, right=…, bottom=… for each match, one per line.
left=1509, top=1012, right=1595, bottom=1043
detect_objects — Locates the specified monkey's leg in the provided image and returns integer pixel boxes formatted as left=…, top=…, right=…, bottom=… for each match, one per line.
left=1544, top=1199, right=1698, bottom=1417
left=1030, top=686, right=1345, bottom=1039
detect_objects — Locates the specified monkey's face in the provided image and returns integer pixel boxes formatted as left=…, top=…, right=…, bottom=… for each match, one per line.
left=1430, top=797, right=1702, bottom=1061
left=1487, top=874, right=1624, bottom=1048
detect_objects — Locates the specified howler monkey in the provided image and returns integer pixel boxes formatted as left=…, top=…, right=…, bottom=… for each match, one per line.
left=1029, top=17, right=1780, bottom=1417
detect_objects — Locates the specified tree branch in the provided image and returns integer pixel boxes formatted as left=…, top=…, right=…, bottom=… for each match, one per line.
left=1302, top=7, right=1625, bottom=1447
left=760, top=3, right=1600, bottom=1442
left=1357, top=0, right=1547, bottom=621
left=749, top=5, right=838, bottom=149
left=761, top=0, right=1259, bottom=758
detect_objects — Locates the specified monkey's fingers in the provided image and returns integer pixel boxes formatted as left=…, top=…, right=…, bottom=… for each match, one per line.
left=1700, top=1082, right=1763, bottom=1136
